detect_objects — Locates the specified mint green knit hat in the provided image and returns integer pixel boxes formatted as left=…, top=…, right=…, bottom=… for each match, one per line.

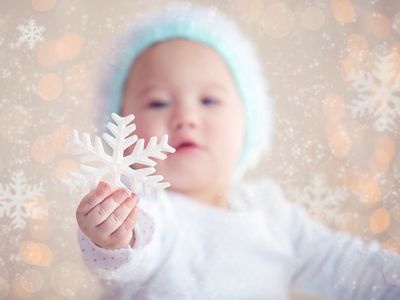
left=96, top=2, right=273, bottom=180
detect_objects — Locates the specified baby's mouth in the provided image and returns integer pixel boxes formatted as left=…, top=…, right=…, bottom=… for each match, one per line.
left=176, top=142, right=198, bottom=152
left=171, top=136, right=205, bottom=155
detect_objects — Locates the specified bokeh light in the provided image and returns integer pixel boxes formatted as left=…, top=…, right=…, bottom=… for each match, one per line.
left=326, top=124, right=352, bottom=158
left=369, top=207, right=390, bottom=234
left=37, top=74, right=63, bottom=101
left=19, top=241, right=53, bottom=267
left=368, top=13, right=391, bottom=39
left=37, top=40, right=60, bottom=68
left=55, top=159, right=79, bottom=180
left=330, top=0, right=356, bottom=25
left=301, top=6, right=326, bottom=31
left=32, top=0, right=57, bottom=12
left=263, top=2, right=294, bottom=39
left=56, top=33, right=85, bottom=61
left=32, top=134, right=56, bottom=163
left=51, top=262, right=85, bottom=297
left=358, top=176, right=381, bottom=206
left=52, top=124, right=73, bottom=154
left=369, top=135, right=396, bottom=174
left=18, top=269, right=44, bottom=294
left=346, top=34, right=369, bottom=62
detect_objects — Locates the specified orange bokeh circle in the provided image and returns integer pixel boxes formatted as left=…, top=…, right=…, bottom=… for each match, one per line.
left=56, top=33, right=84, bottom=61
left=32, top=0, right=57, bottom=11
left=37, top=74, right=63, bottom=101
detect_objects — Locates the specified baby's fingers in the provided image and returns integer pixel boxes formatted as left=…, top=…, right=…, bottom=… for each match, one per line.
left=77, top=181, right=111, bottom=217
left=110, top=207, right=139, bottom=246
left=96, top=195, right=138, bottom=237
left=84, top=188, right=130, bottom=226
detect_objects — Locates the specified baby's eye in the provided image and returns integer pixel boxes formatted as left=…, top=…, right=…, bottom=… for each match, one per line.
left=201, top=97, right=219, bottom=106
left=148, top=100, right=168, bottom=108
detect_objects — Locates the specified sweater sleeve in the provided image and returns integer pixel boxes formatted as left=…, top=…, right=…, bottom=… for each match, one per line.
left=76, top=193, right=176, bottom=294
left=278, top=189, right=400, bottom=299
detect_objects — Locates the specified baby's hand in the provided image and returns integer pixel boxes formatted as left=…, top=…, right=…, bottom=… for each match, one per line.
left=76, top=181, right=140, bottom=249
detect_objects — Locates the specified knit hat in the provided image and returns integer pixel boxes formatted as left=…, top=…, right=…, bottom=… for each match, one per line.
left=96, top=2, right=273, bottom=181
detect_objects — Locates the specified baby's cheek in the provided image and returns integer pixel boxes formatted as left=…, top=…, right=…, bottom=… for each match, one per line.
left=134, top=123, right=157, bottom=140
left=217, top=126, right=244, bottom=165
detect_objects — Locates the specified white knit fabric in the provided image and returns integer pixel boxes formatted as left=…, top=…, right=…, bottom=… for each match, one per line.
left=77, top=179, right=400, bottom=300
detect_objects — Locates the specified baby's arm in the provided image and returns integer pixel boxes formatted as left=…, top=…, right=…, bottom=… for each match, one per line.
left=76, top=182, right=173, bottom=295
left=281, top=191, right=400, bottom=299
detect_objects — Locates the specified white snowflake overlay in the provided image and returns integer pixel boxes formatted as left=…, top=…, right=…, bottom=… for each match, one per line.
left=0, top=171, right=46, bottom=229
left=347, top=52, right=400, bottom=133
left=287, top=173, right=349, bottom=226
left=68, top=113, right=176, bottom=196
left=16, top=18, right=45, bottom=49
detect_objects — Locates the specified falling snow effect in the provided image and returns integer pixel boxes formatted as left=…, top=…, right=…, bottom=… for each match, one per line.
left=347, top=53, right=400, bottom=133
left=272, top=117, right=327, bottom=186
left=287, top=173, right=348, bottom=226
left=16, top=18, right=45, bottom=49
left=67, top=113, right=175, bottom=196
left=0, top=171, right=45, bottom=229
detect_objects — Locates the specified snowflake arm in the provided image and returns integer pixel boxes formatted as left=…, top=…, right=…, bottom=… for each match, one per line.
left=125, top=135, right=176, bottom=166
left=0, top=183, right=13, bottom=217
left=347, top=71, right=375, bottom=116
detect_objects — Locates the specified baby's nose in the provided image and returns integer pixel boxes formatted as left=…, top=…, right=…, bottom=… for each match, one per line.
left=173, top=115, right=197, bottom=130
left=171, top=105, right=199, bottom=130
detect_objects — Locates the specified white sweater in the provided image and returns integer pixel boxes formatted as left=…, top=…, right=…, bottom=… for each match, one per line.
left=77, top=179, right=400, bottom=300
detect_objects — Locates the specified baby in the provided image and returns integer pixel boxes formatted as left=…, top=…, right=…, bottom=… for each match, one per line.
left=76, top=3, right=400, bottom=300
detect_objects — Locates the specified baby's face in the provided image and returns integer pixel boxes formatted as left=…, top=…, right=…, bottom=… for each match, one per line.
left=121, top=39, right=245, bottom=195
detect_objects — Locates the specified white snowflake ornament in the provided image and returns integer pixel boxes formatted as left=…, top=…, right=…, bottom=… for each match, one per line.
left=67, top=113, right=176, bottom=197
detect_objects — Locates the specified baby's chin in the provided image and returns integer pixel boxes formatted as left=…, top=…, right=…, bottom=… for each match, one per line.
left=157, top=159, right=211, bottom=179
left=156, top=159, right=233, bottom=193
left=165, top=170, right=212, bottom=188
left=163, top=168, right=217, bottom=191
left=166, top=178, right=211, bottom=200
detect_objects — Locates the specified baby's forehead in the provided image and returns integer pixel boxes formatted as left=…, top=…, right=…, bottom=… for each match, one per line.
left=125, top=40, right=239, bottom=95
left=132, top=39, right=228, bottom=69
left=134, top=81, right=232, bottom=96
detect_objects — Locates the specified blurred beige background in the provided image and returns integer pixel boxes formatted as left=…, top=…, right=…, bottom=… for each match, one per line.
left=0, top=0, right=400, bottom=299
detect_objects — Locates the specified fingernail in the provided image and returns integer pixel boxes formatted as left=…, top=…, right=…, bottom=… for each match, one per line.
left=98, top=181, right=107, bottom=191
left=122, top=189, right=130, bottom=198
left=131, top=193, right=139, bottom=203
